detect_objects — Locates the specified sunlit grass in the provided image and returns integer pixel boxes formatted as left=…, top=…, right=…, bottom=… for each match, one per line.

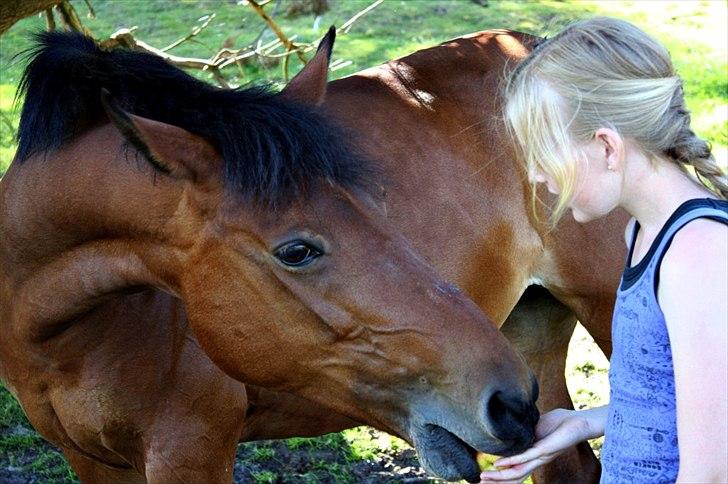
left=0, top=84, right=18, bottom=174
left=343, top=426, right=406, bottom=461
left=584, top=0, right=728, bottom=160
left=0, top=0, right=724, bottom=177
left=566, top=323, right=610, bottom=458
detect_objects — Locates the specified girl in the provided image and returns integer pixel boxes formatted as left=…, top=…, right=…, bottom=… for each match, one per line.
left=482, top=17, right=728, bottom=483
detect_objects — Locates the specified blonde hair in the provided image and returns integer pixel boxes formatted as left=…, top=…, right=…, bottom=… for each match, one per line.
left=504, top=17, right=728, bottom=225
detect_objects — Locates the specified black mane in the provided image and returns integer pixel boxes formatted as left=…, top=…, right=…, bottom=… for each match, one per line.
left=16, top=31, right=370, bottom=205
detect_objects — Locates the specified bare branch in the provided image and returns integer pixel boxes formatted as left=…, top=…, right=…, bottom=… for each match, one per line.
left=90, top=0, right=383, bottom=86
left=56, top=0, right=93, bottom=37
left=208, top=67, right=230, bottom=89
left=44, top=8, right=55, bottom=31
left=339, top=0, right=382, bottom=33
left=83, top=0, right=95, bottom=19
left=283, top=45, right=292, bottom=81
left=216, top=34, right=302, bottom=69
left=250, top=0, right=281, bottom=47
left=247, top=0, right=307, bottom=65
left=103, top=28, right=231, bottom=87
left=161, top=13, right=216, bottom=52
left=248, top=0, right=275, bottom=8
left=106, top=29, right=213, bottom=68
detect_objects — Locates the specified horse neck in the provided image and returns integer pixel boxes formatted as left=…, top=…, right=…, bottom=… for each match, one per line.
left=0, top=123, right=199, bottom=340
left=323, top=31, right=544, bottom=322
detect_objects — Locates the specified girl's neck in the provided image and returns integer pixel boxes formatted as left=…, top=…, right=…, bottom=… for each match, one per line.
left=620, top=155, right=717, bottom=234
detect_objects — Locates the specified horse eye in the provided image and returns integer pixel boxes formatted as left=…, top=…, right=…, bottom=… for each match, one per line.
left=274, top=241, right=322, bottom=268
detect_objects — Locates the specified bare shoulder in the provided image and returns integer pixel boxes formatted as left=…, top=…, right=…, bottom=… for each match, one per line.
left=663, top=217, right=728, bottom=268
left=658, top=217, right=727, bottom=319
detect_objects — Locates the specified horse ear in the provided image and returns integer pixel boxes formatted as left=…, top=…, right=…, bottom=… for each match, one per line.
left=100, top=89, right=218, bottom=182
left=279, top=26, right=335, bottom=105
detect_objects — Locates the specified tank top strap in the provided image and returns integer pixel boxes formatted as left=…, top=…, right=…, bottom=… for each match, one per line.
left=648, top=204, right=728, bottom=295
left=652, top=205, right=728, bottom=265
left=621, top=198, right=728, bottom=293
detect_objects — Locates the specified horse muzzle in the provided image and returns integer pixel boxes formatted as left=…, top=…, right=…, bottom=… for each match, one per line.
left=407, top=381, right=539, bottom=482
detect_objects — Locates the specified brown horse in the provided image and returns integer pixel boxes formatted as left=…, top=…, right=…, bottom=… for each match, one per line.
left=0, top=29, right=625, bottom=483
left=321, top=29, right=627, bottom=482
left=0, top=30, right=540, bottom=483
left=248, top=29, right=626, bottom=482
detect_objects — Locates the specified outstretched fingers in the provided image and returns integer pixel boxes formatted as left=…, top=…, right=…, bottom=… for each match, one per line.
left=479, top=458, right=548, bottom=483
left=493, top=446, right=548, bottom=468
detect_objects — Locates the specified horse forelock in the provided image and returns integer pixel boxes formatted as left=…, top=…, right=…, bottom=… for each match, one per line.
left=15, top=31, right=372, bottom=206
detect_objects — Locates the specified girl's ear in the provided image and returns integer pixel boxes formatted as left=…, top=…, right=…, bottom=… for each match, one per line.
left=595, top=127, right=624, bottom=172
left=100, top=89, right=221, bottom=183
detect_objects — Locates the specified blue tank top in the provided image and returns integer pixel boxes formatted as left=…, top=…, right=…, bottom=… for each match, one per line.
left=600, top=198, right=728, bottom=484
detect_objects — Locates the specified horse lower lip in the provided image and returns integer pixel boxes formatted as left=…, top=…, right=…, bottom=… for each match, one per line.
left=414, top=423, right=481, bottom=482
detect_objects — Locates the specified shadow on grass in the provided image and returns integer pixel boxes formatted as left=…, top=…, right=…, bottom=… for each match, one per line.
left=1, top=383, right=435, bottom=483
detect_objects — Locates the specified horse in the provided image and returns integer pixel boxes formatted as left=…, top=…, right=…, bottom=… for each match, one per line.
left=244, top=28, right=626, bottom=482
left=253, top=28, right=626, bottom=482
left=0, top=31, right=623, bottom=482
left=0, top=29, right=539, bottom=484
left=320, top=29, right=627, bottom=482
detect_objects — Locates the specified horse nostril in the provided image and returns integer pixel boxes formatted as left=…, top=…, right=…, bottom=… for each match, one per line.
left=488, top=391, right=527, bottom=424
left=485, top=390, right=539, bottom=441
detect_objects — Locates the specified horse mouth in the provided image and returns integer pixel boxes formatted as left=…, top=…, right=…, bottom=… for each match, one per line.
left=411, top=423, right=483, bottom=483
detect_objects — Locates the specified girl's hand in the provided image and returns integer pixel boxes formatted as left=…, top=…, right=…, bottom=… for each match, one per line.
left=479, top=408, right=601, bottom=483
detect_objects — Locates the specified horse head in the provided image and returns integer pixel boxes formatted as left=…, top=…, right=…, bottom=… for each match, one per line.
left=2, top=29, right=538, bottom=481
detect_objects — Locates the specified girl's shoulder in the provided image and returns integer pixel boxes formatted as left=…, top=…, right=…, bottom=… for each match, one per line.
left=658, top=216, right=727, bottom=305
left=659, top=199, right=728, bottom=272
left=666, top=216, right=727, bottom=262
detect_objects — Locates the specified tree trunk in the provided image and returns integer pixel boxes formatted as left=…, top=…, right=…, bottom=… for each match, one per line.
left=0, top=0, right=63, bottom=36
left=285, top=0, right=329, bottom=18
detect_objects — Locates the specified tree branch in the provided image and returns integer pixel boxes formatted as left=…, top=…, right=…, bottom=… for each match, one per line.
left=56, top=0, right=93, bottom=37
left=339, top=0, right=382, bottom=33
left=83, top=0, right=96, bottom=18
left=0, top=0, right=61, bottom=35
left=161, top=13, right=215, bottom=52
left=102, top=28, right=230, bottom=88
left=44, top=8, right=55, bottom=31
left=92, top=0, right=382, bottom=86
left=247, top=0, right=307, bottom=65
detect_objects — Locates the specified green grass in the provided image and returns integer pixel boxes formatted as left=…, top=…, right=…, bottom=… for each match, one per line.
left=0, top=384, right=77, bottom=481
left=566, top=323, right=610, bottom=457
left=0, top=0, right=723, bottom=176
left=344, top=426, right=405, bottom=461
left=0, top=0, right=725, bottom=481
left=251, top=469, right=278, bottom=483
left=0, top=84, right=16, bottom=174
left=585, top=0, right=728, bottom=165
left=251, top=444, right=277, bottom=462
left=232, top=426, right=426, bottom=482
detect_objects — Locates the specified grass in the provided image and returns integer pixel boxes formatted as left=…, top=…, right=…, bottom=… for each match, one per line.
left=0, top=0, right=725, bottom=175
left=566, top=324, right=610, bottom=456
left=0, top=0, right=725, bottom=481
left=231, top=426, right=425, bottom=482
left=0, top=84, right=16, bottom=175
left=0, top=385, right=76, bottom=481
